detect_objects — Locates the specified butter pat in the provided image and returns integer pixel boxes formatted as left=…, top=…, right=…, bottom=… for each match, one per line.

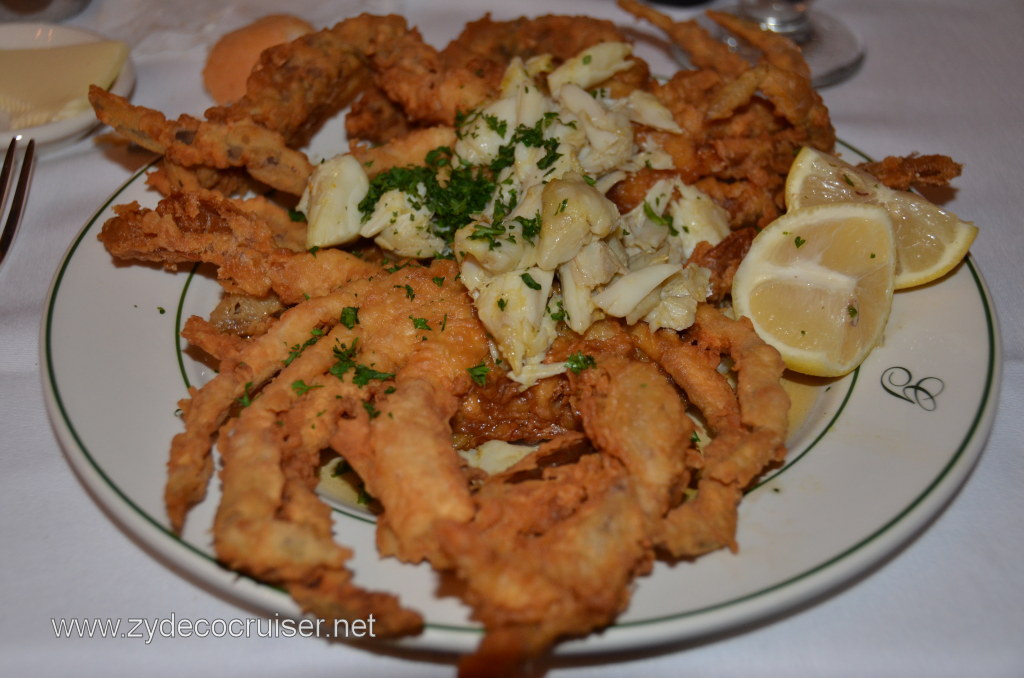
left=0, top=40, right=128, bottom=131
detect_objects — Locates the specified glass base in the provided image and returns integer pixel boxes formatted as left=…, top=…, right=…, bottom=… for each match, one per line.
left=703, top=5, right=865, bottom=88
left=799, top=9, right=865, bottom=87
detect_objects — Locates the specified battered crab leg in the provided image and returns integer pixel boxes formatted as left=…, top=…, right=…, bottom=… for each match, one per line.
left=175, top=259, right=488, bottom=634
left=617, top=0, right=748, bottom=77
left=166, top=285, right=377, bottom=532
left=203, top=14, right=395, bottom=144
left=437, top=438, right=652, bottom=678
left=628, top=321, right=743, bottom=434
left=615, top=1, right=835, bottom=228
left=326, top=260, right=491, bottom=567
left=573, top=354, right=695, bottom=528
left=90, top=87, right=314, bottom=196
left=706, top=9, right=811, bottom=80
left=98, top=189, right=378, bottom=304
left=212, top=321, right=423, bottom=637
left=640, top=305, right=790, bottom=557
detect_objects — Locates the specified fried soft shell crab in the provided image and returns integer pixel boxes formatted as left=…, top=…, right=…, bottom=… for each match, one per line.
left=89, top=2, right=961, bottom=675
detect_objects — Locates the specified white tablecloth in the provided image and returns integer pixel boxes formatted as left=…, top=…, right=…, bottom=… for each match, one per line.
left=2, top=1, right=1022, bottom=676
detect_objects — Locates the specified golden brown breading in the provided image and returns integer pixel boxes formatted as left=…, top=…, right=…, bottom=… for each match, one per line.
left=858, top=153, right=963, bottom=191
left=90, top=87, right=314, bottom=196
left=98, top=189, right=378, bottom=304
left=452, top=373, right=580, bottom=448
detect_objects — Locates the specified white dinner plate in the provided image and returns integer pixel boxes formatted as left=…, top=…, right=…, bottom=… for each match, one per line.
left=39, top=147, right=1002, bottom=658
left=40, top=3, right=1001, bottom=663
left=0, top=22, right=136, bottom=148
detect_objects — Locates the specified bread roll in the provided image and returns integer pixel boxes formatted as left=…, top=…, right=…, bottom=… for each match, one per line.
left=203, top=14, right=314, bottom=104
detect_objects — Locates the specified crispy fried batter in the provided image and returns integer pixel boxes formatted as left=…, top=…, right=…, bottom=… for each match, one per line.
left=707, top=10, right=811, bottom=80
left=350, top=126, right=457, bottom=177
left=573, top=354, right=694, bottom=527
left=93, top=8, right=821, bottom=674
left=181, top=315, right=248, bottom=364
left=441, top=307, right=788, bottom=672
left=438, top=440, right=652, bottom=677
left=167, top=287, right=373, bottom=532
left=618, top=0, right=747, bottom=77
left=452, top=374, right=580, bottom=448
left=618, top=0, right=834, bottom=228
left=858, top=153, right=963, bottom=191
left=687, top=227, right=757, bottom=302
left=204, top=14, right=401, bottom=144
left=345, top=85, right=414, bottom=146
left=212, top=337, right=422, bottom=636
left=654, top=305, right=789, bottom=557
left=368, top=378, right=473, bottom=567
left=98, top=189, right=378, bottom=304
left=90, top=87, right=314, bottom=196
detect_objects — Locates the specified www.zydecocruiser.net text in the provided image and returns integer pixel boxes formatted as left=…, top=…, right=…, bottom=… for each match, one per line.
left=51, top=613, right=378, bottom=643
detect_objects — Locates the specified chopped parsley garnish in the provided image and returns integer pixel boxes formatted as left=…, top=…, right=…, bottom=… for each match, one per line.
left=847, top=305, right=859, bottom=319
left=410, top=316, right=431, bottom=331
left=284, top=327, right=324, bottom=366
left=362, top=401, right=381, bottom=419
left=467, top=363, right=490, bottom=386
left=288, top=208, right=307, bottom=223
left=291, top=379, right=323, bottom=395
left=383, top=260, right=411, bottom=273
left=328, top=340, right=359, bottom=380
left=432, top=276, right=446, bottom=287
left=356, top=110, right=574, bottom=251
left=492, top=188, right=518, bottom=224
left=794, top=235, right=807, bottom=248
left=357, top=486, right=374, bottom=506
left=643, top=201, right=679, bottom=236
left=549, top=300, right=567, bottom=322
left=520, top=272, right=542, bottom=290
left=513, top=213, right=542, bottom=244
left=489, top=115, right=564, bottom=174
left=359, top=146, right=495, bottom=243
left=328, top=338, right=394, bottom=386
left=483, top=113, right=508, bottom=137
left=340, top=306, right=360, bottom=329
left=352, top=364, right=395, bottom=386
left=467, top=221, right=511, bottom=250
left=395, top=284, right=416, bottom=300
left=565, top=352, right=597, bottom=374
left=237, top=381, right=255, bottom=408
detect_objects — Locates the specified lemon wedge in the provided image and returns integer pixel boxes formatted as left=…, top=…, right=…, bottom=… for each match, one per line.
left=732, top=203, right=895, bottom=377
left=785, top=146, right=977, bottom=289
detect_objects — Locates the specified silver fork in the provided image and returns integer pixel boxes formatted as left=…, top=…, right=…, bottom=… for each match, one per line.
left=0, top=137, right=36, bottom=267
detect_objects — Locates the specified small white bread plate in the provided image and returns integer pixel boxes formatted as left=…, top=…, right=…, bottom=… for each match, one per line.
left=0, top=22, right=135, bottom=148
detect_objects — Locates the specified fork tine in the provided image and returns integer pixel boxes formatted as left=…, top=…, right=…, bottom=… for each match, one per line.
left=0, top=138, right=35, bottom=266
left=0, top=138, right=16, bottom=209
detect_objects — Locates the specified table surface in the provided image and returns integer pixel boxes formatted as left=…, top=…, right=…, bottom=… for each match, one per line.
left=2, top=1, right=1022, bottom=676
